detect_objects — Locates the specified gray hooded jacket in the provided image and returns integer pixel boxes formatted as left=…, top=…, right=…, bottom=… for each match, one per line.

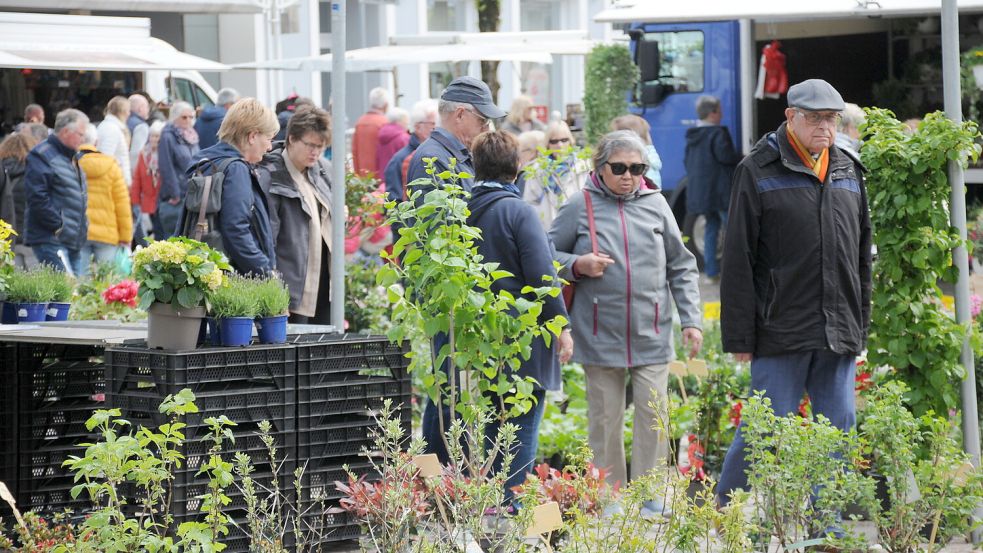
left=549, top=173, right=702, bottom=367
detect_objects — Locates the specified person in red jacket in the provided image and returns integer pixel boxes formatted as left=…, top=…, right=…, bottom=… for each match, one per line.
left=351, top=87, right=390, bottom=176
left=375, top=107, right=410, bottom=185
left=131, top=120, right=165, bottom=244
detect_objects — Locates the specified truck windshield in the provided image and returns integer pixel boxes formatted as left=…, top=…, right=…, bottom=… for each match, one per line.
left=642, top=30, right=705, bottom=93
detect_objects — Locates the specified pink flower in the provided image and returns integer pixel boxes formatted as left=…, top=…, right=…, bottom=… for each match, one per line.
left=102, top=279, right=139, bottom=308
left=972, top=294, right=983, bottom=319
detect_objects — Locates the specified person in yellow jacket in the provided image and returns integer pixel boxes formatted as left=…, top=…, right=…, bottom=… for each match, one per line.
left=78, top=125, right=132, bottom=278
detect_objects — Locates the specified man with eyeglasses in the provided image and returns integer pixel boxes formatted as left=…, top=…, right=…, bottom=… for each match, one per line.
left=23, top=108, right=90, bottom=274
left=717, top=79, right=872, bottom=534
left=405, top=76, right=506, bottom=197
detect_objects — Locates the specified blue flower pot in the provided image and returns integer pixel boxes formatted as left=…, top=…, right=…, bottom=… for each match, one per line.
left=255, top=315, right=288, bottom=344
left=207, top=317, right=221, bottom=346
left=45, top=302, right=70, bottom=321
left=16, top=303, right=48, bottom=323
left=1, top=302, right=18, bottom=324
left=219, top=317, right=253, bottom=347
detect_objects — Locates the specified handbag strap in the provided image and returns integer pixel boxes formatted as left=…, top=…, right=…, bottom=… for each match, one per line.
left=584, top=188, right=598, bottom=256
left=194, top=174, right=213, bottom=241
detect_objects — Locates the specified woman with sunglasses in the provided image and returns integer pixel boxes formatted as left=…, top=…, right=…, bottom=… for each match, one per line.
left=549, top=130, right=703, bottom=519
left=156, top=101, right=199, bottom=239
left=521, top=120, right=590, bottom=230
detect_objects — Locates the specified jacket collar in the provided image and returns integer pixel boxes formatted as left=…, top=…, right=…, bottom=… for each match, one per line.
left=752, top=122, right=865, bottom=178
left=431, top=127, right=470, bottom=162
left=46, top=133, right=77, bottom=159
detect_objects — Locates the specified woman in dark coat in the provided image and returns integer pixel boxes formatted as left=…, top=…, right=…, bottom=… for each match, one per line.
left=157, top=101, right=199, bottom=239
left=421, top=129, right=573, bottom=504
left=256, top=105, right=333, bottom=323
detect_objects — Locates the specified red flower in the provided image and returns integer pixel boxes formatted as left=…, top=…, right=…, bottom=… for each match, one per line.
left=102, top=279, right=139, bottom=308
left=798, top=395, right=811, bottom=418
left=855, top=371, right=873, bottom=393
left=729, top=400, right=743, bottom=427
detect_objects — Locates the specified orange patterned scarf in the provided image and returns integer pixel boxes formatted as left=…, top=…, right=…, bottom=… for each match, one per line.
left=787, top=128, right=829, bottom=183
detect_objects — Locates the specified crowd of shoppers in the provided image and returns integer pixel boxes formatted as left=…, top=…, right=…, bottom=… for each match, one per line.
left=0, top=76, right=869, bottom=524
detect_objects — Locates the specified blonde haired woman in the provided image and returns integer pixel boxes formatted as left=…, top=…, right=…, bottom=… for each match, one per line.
left=501, top=95, right=546, bottom=135
left=521, top=120, right=590, bottom=230
left=186, top=98, right=280, bottom=275
left=97, top=96, right=132, bottom=187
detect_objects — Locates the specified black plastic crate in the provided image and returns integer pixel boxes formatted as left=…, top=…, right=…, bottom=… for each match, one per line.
left=106, top=344, right=296, bottom=397
left=15, top=344, right=105, bottom=412
left=17, top=400, right=103, bottom=450
left=112, top=388, right=295, bottom=435
left=291, top=334, right=410, bottom=384
left=0, top=342, right=18, bottom=495
left=297, top=409, right=411, bottom=462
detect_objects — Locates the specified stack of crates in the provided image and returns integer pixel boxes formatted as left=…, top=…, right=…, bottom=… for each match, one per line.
left=105, top=344, right=298, bottom=553
left=6, top=343, right=107, bottom=517
left=290, top=334, right=412, bottom=546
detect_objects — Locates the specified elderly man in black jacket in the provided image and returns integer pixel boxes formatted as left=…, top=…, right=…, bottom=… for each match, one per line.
left=717, top=79, right=872, bottom=511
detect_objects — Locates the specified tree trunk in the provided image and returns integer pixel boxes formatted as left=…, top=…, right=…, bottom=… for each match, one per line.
left=476, top=0, right=502, bottom=103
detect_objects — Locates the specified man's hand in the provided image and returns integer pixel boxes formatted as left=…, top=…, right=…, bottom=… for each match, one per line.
left=733, top=353, right=752, bottom=363
left=558, top=329, right=574, bottom=364
left=681, top=327, right=703, bottom=359
left=574, top=252, right=614, bottom=278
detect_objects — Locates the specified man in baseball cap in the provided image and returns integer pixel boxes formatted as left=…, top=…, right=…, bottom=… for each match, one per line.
left=405, top=76, right=507, bottom=194
left=717, top=77, right=871, bottom=538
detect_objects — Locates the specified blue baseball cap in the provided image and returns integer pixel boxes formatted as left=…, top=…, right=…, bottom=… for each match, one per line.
left=440, top=76, right=507, bottom=119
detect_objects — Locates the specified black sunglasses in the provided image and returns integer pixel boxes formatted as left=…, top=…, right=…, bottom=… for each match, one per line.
left=606, top=162, right=648, bottom=176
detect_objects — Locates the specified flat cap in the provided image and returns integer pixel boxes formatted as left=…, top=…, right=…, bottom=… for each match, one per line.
left=787, top=79, right=845, bottom=111
left=440, top=76, right=507, bottom=119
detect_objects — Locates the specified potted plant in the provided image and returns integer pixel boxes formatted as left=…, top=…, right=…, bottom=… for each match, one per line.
left=253, top=275, right=290, bottom=344
left=0, top=219, right=18, bottom=324
left=209, top=274, right=258, bottom=347
left=41, top=265, right=75, bottom=321
left=6, top=267, right=52, bottom=322
left=133, top=237, right=230, bottom=350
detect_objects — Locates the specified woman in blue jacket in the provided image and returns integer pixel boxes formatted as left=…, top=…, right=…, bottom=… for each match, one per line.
left=157, top=101, right=199, bottom=239
left=186, top=98, right=278, bottom=275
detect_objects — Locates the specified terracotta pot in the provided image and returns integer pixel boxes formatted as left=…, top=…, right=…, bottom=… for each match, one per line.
left=147, top=302, right=206, bottom=350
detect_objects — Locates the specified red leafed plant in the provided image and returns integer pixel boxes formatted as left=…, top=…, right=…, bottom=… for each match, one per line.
left=515, top=461, right=615, bottom=518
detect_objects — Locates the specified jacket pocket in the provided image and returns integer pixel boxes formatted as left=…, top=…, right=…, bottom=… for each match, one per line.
left=592, top=297, right=598, bottom=336
left=653, top=301, right=660, bottom=334
left=765, top=270, right=778, bottom=322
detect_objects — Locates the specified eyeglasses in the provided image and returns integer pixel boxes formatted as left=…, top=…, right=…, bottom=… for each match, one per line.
left=463, top=107, right=490, bottom=129
left=795, top=109, right=841, bottom=126
left=605, top=161, right=649, bottom=176
left=298, top=138, right=326, bottom=152
left=548, top=137, right=571, bottom=146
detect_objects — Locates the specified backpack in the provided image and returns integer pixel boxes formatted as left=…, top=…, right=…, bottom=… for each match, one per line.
left=179, top=157, right=239, bottom=252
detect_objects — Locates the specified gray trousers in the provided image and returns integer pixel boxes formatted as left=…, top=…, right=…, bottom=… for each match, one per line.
left=584, top=362, right=670, bottom=488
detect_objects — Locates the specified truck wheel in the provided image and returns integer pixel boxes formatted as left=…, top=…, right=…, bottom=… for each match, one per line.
left=683, top=214, right=725, bottom=274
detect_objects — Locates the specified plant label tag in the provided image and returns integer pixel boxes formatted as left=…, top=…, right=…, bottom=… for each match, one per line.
left=668, top=360, right=687, bottom=377
left=686, top=359, right=709, bottom=377
left=526, top=501, right=563, bottom=537
left=413, top=454, right=441, bottom=477
left=952, top=461, right=975, bottom=487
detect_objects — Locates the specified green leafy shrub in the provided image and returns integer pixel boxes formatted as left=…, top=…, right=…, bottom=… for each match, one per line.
left=862, top=108, right=981, bottom=417
left=209, top=274, right=259, bottom=318
left=36, top=264, right=74, bottom=302
left=860, top=381, right=983, bottom=552
left=583, top=44, right=639, bottom=144
left=133, top=236, right=230, bottom=310
left=344, top=260, right=391, bottom=334
left=253, top=275, right=290, bottom=318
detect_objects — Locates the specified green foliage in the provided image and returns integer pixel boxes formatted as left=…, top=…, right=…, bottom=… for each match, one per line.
left=209, top=274, right=259, bottom=319
left=70, top=264, right=146, bottom=322
left=344, top=260, right=391, bottom=334
left=0, top=511, right=84, bottom=551
left=51, top=389, right=234, bottom=552
left=6, top=265, right=69, bottom=303
left=252, top=275, right=290, bottom=318
left=862, top=108, right=982, bottom=417
left=345, top=172, right=386, bottom=237
left=583, top=44, right=639, bottom=145
left=379, top=157, right=566, bottom=473
left=740, top=393, right=874, bottom=551
left=538, top=364, right=589, bottom=464
left=860, top=381, right=983, bottom=552
left=0, top=219, right=17, bottom=298
left=133, top=237, right=231, bottom=311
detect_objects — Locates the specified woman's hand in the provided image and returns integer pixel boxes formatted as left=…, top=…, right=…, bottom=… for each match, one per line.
left=574, top=252, right=614, bottom=278
left=558, top=329, right=574, bottom=364
left=681, top=327, right=703, bottom=359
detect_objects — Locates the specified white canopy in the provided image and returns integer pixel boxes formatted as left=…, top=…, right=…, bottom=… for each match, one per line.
left=234, top=30, right=598, bottom=72
left=594, top=0, right=983, bottom=23
left=0, top=12, right=230, bottom=72
left=0, top=0, right=261, bottom=13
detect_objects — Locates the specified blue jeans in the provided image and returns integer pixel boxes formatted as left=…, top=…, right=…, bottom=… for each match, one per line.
left=156, top=199, right=183, bottom=240
left=716, top=349, right=856, bottom=505
left=703, top=210, right=728, bottom=278
left=32, top=243, right=82, bottom=276
left=79, top=241, right=120, bottom=278
left=422, top=389, right=547, bottom=505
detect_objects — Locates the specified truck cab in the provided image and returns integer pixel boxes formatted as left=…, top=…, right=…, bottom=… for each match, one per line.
left=627, top=21, right=742, bottom=267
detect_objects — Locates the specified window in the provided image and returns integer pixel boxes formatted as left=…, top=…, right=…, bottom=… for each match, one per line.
left=641, top=30, right=705, bottom=93
left=428, top=0, right=460, bottom=32
left=169, top=77, right=195, bottom=105
left=192, top=84, right=214, bottom=108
